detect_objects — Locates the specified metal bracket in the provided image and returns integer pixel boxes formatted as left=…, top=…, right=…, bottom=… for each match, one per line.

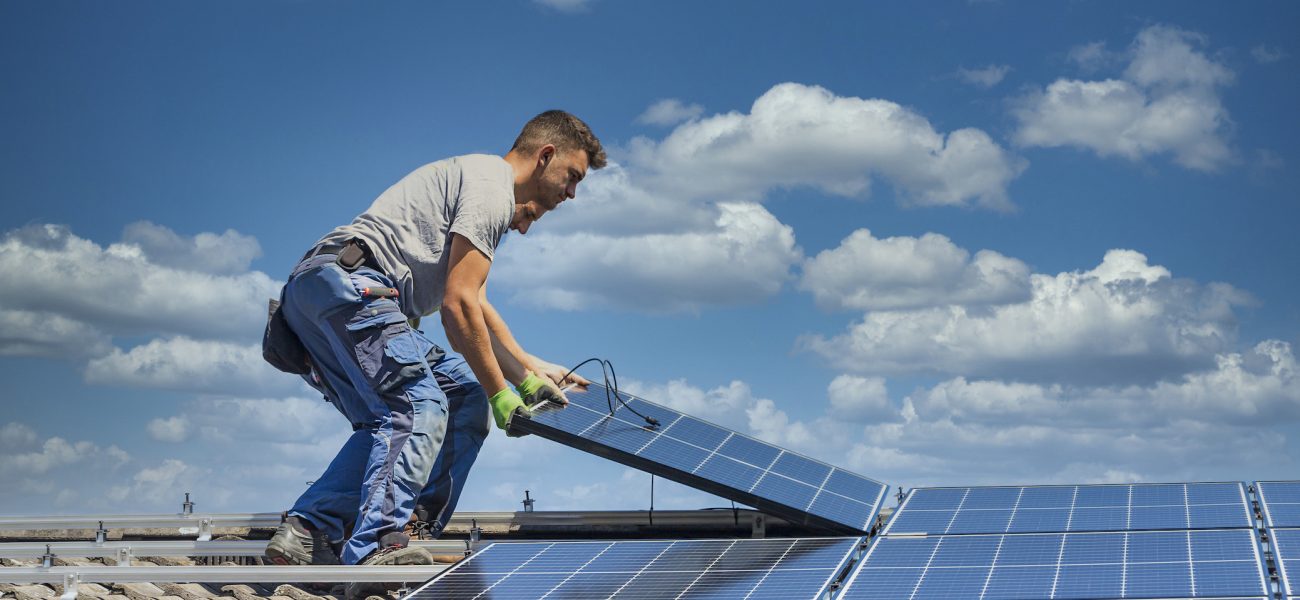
left=116, top=547, right=133, bottom=566
left=60, top=573, right=80, bottom=600
left=95, top=521, right=108, bottom=544
left=197, top=517, right=213, bottom=542
left=41, top=545, right=55, bottom=568
left=751, top=514, right=766, bottom=539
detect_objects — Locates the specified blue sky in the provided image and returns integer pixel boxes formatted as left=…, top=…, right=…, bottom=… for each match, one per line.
left=1, top=0, right=1297, bottom=516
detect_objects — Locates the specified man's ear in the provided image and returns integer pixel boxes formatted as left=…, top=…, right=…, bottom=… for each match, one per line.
left=538, top=144, right=556, bottom=167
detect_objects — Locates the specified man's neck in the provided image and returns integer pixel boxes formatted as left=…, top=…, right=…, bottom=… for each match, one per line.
left=503, top=150, right=534, bottom=203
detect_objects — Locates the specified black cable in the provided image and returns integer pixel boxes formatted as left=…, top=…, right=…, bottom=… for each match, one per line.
left=561, top=358, right=659, bottom=428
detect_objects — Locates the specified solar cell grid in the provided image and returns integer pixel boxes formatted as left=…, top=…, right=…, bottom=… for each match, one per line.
left=885, top=483, right=1252, bottom=535
left=509, top=383, right=888, bottom=533
left=406, top=537, right=861, bottom=600
left=839, top=529, right=1269, bottom=600
left=1275, top=528, right=1300, bottom=598
left=1257, top=481, right=1300, bottom=528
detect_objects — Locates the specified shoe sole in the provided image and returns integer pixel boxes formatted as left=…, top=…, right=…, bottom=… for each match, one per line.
left=265, top=545, right=310, bottom=566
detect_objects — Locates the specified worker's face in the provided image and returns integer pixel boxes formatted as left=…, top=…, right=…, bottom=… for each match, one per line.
left=510, top=146, right=589, bottom=235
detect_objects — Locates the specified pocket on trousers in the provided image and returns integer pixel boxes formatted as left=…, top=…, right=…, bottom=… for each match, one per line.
left=346, top=301, right=427, bottom=398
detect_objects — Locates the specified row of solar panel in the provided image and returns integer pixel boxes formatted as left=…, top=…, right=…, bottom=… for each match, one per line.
left=503, top=382, right=1300, bottom=541
left=409, top=527, right=1299, bottom=599
left=884, top=481, right=1300, bottom=536
left=484, top=382, right=1299, bottom=597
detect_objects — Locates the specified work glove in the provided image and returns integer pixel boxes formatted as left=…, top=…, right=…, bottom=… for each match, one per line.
left=488, top=388, right=531, bottom=432
left=517, top=372, right=568, bottom=406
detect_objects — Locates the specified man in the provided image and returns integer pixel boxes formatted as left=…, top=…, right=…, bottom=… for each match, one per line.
left=263, top=111, right=605, bottom=596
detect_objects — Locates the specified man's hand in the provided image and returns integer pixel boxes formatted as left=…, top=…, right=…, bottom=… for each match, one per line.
left=517, top=372, right=568, bottom=406
left=531, top=358, right=591, bottom=391
left=488, top=388, right=531, bottom=431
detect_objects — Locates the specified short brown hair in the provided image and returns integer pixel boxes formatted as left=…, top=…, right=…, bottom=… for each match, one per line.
left=512, top=110, right=607, bottom=170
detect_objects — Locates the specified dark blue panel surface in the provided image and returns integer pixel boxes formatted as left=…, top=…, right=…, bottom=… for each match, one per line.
left=1274, top=528, right=1300, bottom=598
left=407, top=537, right=860, bottom=600
left=510, top=383, right=888, bottom=533
left=886, top=482, right=1252, bottom=535
left=1257, top=481, right=1300, bottom=528
left=840, top=529, right=1269, bottom=600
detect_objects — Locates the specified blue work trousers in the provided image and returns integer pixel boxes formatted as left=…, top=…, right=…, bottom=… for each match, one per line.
left=281, top=254, right=488, bottom=564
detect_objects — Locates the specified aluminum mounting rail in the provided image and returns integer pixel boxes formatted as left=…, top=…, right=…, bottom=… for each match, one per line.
left=0, top=539, right=469, bottom=560
left=0, top=564, right=447, bottom=584
left=0, top=514, right=282, bottom=532
left=0, top=509, right=779, bottom=532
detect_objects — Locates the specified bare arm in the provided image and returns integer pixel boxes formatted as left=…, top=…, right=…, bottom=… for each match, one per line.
left=439, top=234, right=508, bottom=396
left=480, top=286, right=592, bottom=389
left=480, top=288, right=536, bottom=379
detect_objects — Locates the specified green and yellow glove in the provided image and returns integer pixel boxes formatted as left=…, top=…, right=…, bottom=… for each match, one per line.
left=517, top=372, right=567, bottom=406
left=488, top=388, right=529, bottom=431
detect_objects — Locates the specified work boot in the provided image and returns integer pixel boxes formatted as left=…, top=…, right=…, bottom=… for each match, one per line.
left=345, top=533, right=432, bottom=600
left=265, top=515, right=340, bottom=566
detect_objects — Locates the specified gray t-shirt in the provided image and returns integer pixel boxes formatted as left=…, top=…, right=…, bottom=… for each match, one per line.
left=318, top=154, right=514, bottom=318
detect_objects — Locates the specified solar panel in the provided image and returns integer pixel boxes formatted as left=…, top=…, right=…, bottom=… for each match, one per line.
left=1256, top=481, right=1300, bottom=528
left=884, top=483, right=1253, bottom=536
left=508, top=383, right=889, bottom=534
left=839, top=529, right=1269, bottom=599
left=1275, top=528, right=1300, bottom=598
left=405, top=537, right=861, bottom=599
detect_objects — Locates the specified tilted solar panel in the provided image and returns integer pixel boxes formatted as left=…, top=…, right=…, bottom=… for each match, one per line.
left=508, top=383, right=889, bottom=534
left=1256, top=481, right=1300, bottom=528
left=405, top=537, right=861, bottom=600
left=884, top=483, right=1252, bottom=536
left=1274, top=528, right=1300, bottom=598
left=839, top=529, right=1269, bottom=599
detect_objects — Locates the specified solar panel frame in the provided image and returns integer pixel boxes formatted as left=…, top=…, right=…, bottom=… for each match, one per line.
left=403, top=536, right=863, bottom=600
left=838, top=528, right=1271, bottom=600
left=1274, top=528, right=1300, bottom=598
left=1255, top=481, right=1300, bottom=528
left=883, top=482, right=1254, bottom=536
left=508, top=383, right=889, bottom=534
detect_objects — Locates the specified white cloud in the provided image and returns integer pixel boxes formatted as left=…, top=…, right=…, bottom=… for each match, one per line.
left=147, top=416, right=191, bottom=443
left=84, top=336, right=300, bottom=395
left=621, top=379, right=758, bottom=432
left=0, top=309, right=114, bottom=359
left=1123, top=26, right=1233, bottom=89
left=827, top=375, right=899, bottom=422
left=497, top=83, right=1025, bottom=313
left=0, top=422, right=38, bottom=447
left=799, top=229, right=1030, bottom=311
left=802, top=249, right=1251, bottom=385
left=533, top=0, right=594, bottom=12
left=0, top=224, right=280, bottom=342
left=1251, top=44, right=1286, bottom=64
left=106, top=459, right=210, bottom=506
left=189, top=396, right=345, bottom=444
left=1015, top=25, right=1235, bottom=171
left=628, top=82, right=1025, bottom=210
left=0, top=431, right=128, bottom=477
left=121, top=221, right=262, bottom=276
left=637, top=98, right=705, bottom=126
left=1068, top=41, right=1116, bottom=72
left=869, top=340, right=1300, bottom=487
left=957, top=64, right=1010, bottom=89
left=497, top=202, right=801, bottom=312
left=0, top=426, right=134, bottom=512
